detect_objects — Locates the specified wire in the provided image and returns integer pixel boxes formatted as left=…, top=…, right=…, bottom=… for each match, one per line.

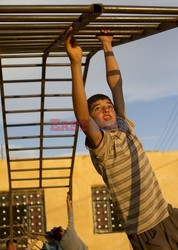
left=154, top=100, right=178, bottom=151
left=165, top=133, right=178, bottom=151
left=160, top=113, right=178, bottom=151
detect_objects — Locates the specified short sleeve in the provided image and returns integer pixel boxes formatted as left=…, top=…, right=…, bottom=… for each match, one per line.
left=86, top=131, right=112, bottom=167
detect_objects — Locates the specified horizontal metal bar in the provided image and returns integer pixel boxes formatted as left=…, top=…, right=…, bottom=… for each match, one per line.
left=43, top=176, right=70, bottom=180
left=2, top=40, right=123, bottom=47
left=0, top=15, right=177, bottom=23
left=0, top=5, right=97, bottom=13
left=79, top=30, right=144, bottom=35
left=0, top=53, right=43, bottom=58
left=0, top=53, right=69, bottom=58
left=3, top=78, right=71, bottom=83
left=5, top=94, right=42, bottom=98
left=0, top=33, right=124, bottom=41
left=11, top=166, right=71, bottom=172
left=12, top=185, right=69, bottom=190
left=2, top=63, right=42, bottom=68
left=0, top=47, right=109, bottom=54
left=42, top=167, right=71, bottom=170
left=12, top=176, right=69, bottom=181
left=45, top=108, right=74, bottom=112
left=0, top=48, right=91, bottom=54
left=5, top=108, right=73, bottom=114
left=0, top=23, right=68, bottom=30
left=0, top=42, right=50, bottom=46
left=8, top=135, right=41, bottom=140
left=0, top=35, right=58, bottom=41
left=0, top=23, right=159, bottom=31
left=8, top=134, right=75, bottom=140
left=45, top=94, right=72, bottom=97
left=6, top=121, right=73, bottom=127
left=0, top=29, right=145, bottom=36
left=96, top=15, right=178, bottom=23
left=7, top=123, right=41, bottom=127
left=9, top=147, right=40, bottom=151
left=1, top=5, right=177, bottom=15
left=85, top=23, right=160, bottom=29
left=4, top=93, right=72, bottom=98
left=77, top=34, right=132, bottom=39
left=1, top=63, right=84, bottom=68
left=41, top=185, right=70, bottom=189
left=9, top=146, right=74, bottom=151
left=103, top=5, right=178, bottom=14
left=6, top=109, right=41, bottom=114
left=0, top=50, right=88, bottom=58
left=42, top=156, right=73, bottom=160
left=12, top=185, right=69, bottom=191
left=0, top=40, right=53, bottom=44
left=43, top=146, right=74, bottom=150
left=44, top=134, right=75, bottom=137
left=10, top=156, right=72, bottom=162
left=0, top=30, right=64, bottom=35
left=0, top=39, right=119, bottom=46
left=0, top=15, right=78, bottom=22
left=12, top=177, right=40, bottom=181
left=11, top=168, right=40, bottom=172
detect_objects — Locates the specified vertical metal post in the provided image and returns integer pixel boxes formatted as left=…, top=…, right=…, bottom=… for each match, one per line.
left=39, top=56, right=47, bottom=187
left=0, top=58, right=14, bottom=242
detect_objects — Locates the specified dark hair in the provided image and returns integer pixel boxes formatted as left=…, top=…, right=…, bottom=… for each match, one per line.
left=47, top=227, right=63, bottom=242
left=87, top=94, right=113, bottom=112
left=6, top=240, right=17, bottom=248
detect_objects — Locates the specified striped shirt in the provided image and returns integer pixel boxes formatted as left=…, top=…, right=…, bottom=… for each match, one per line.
left=86, top=116, right=169, bottom=234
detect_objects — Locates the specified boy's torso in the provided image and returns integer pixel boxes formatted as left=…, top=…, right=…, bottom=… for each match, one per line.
left=87, top=116, right=169, bottom=234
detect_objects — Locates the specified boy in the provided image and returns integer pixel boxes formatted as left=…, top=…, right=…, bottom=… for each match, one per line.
left=47, top=193, right=88, bottom=250
left=65, top=28, right=178, bottom=249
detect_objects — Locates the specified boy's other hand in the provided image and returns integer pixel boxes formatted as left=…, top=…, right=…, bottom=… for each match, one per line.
left=65, top=26, right=82, bottom=65
left=66, top=192, right=73, bottom=210
left=97, top=30, right=113, bottom=45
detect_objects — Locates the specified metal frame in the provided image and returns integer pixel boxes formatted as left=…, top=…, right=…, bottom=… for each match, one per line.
left=0, top=3, right=177, bottom=241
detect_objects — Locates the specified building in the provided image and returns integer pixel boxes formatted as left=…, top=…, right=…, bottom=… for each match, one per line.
left=0, top=151, right=178, bottom=250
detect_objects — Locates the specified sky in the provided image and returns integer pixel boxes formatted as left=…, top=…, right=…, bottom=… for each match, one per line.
left=0, top=0, right=178, bottom=158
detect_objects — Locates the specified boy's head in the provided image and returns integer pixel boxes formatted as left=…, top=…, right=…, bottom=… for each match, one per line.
left=47, top=226, right=65, bottom=242
left=6, top=240, right=17, bottom=250
left=87, top=94, right=117, bottom=131
left=87, top=94, right=113, bottom=113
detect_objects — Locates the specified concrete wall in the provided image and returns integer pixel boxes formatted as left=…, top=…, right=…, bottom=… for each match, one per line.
left=0, top=151, right=178, bottom=250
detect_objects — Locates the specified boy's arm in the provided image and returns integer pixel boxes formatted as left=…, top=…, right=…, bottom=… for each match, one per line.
left=65, top=28, right=102, bottom=148
left=66, top=192, right=74, bottom=228
left=97, top=30, right=126, bottom=118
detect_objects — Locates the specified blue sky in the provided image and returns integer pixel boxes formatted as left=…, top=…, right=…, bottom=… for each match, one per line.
left=0, top=0, right=178, bottom=157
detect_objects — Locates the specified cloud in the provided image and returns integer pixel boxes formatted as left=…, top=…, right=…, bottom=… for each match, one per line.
left=86, top=28, right=178, bottom=104
left=124, top=78, right=178, bottom=103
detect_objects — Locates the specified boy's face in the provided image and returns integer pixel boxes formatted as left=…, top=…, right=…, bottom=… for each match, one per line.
left=89, top=99, right=117, bottom=130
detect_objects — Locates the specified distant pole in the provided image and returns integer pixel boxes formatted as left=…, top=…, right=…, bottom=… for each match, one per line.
left=1, top=143, right=3, bottom=159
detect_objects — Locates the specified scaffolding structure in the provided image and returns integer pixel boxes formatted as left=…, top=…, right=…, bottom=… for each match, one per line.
left=0, top=3, right=178, bottom=245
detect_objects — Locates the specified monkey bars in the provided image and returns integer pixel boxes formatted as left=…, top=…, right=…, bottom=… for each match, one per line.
left=0, top=2, right=177, bottom=244
left=0, top=1, right=178, bottom=192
